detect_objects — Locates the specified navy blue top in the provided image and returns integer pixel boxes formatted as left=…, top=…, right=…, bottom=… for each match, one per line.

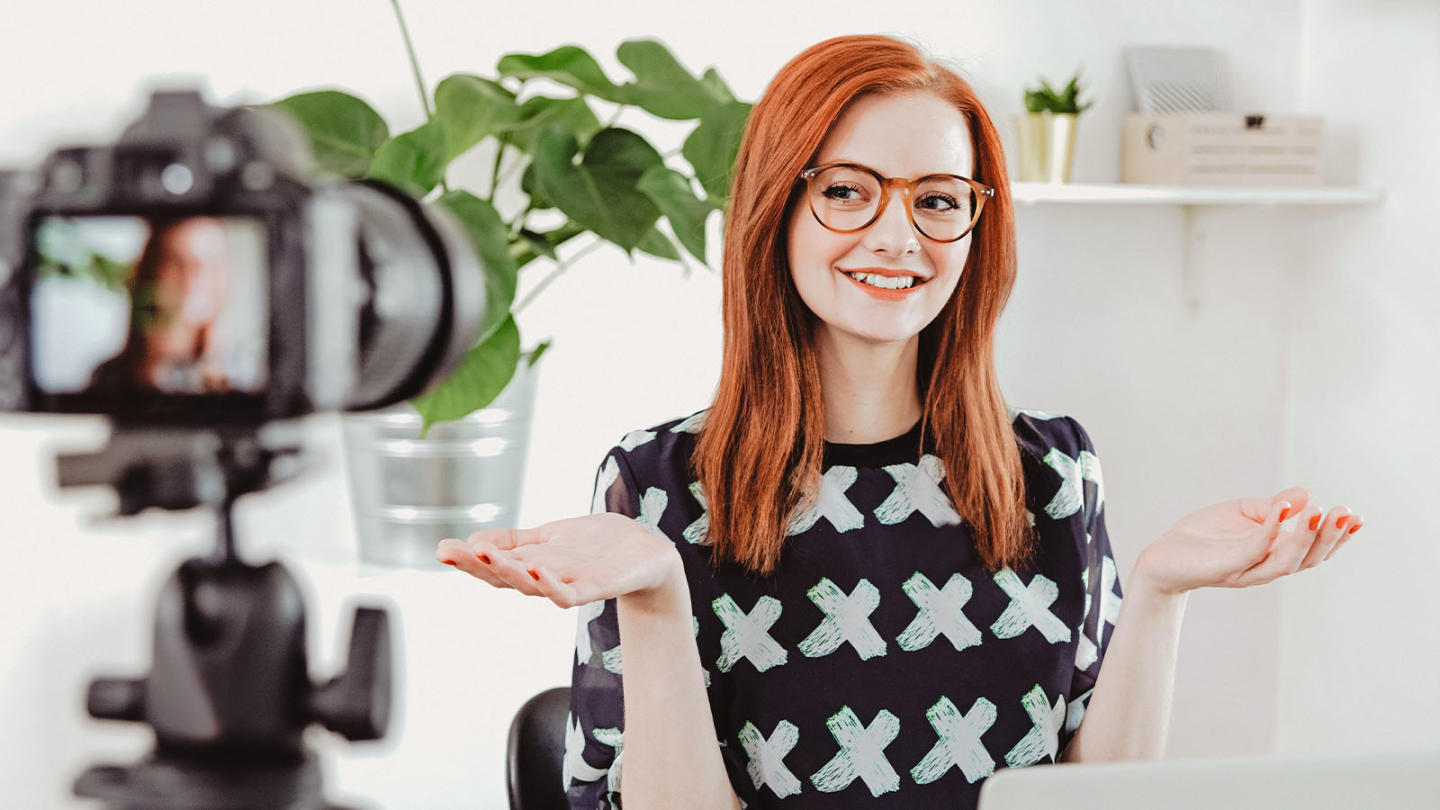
left=564, top=407, right=1123, bottom=809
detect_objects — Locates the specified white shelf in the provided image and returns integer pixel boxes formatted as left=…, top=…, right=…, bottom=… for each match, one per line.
left=1010, top=182, right=1384, bottom=206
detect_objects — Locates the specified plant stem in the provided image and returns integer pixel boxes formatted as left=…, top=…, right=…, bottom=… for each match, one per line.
left=389, top=0, right=448, bottom=192
left=513, top=236, right=606, bottom=313
left=488, top=135, right=507, bottom=203
left=604, top=104, right=628, bottom=129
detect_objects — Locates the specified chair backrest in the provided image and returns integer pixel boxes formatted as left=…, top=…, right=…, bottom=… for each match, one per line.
left=507, top=686, right=573, bottom=810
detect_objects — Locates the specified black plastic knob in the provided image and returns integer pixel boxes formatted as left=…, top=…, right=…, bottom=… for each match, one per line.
left=86, top=677, right=146, bottom=722
left=308, top=606, right=391, bottom=741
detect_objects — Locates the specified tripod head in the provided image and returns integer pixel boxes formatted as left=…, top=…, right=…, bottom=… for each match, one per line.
left=63, top=424, right=391, bottom=810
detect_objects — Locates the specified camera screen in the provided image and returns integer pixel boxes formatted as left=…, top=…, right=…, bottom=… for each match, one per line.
left=29, top=215, right=268, bottom=396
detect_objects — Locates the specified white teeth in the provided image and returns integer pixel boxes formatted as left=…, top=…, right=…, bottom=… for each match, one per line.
left=845, top=271, right=916, bottom=290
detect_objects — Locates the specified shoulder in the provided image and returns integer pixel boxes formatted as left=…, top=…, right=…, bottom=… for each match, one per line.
left=597, top=407, right=708, bottom=482
left=1008, top=404, right=1098, bottom=461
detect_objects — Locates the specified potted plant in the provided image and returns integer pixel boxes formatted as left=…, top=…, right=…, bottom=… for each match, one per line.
left=1014, top=69, right=1095, bottom=183
left=265, top=2, right=750, bottom=566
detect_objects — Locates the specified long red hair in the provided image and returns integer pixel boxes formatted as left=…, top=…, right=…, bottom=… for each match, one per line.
left=691, top=34, right=1038, bottom=578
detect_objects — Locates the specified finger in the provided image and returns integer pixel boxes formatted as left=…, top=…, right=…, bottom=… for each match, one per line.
left=436, top=538, right=514, bottom=589
left=527, top=564, right=584, bottom=609
left=1322, top=514, right=1363, bottom=563
left=1299, top=506, right=1352, bottom=570
left=1237, top=501, right=1307, bottom=585
left=465, top=526, right=547, bottom=551
left=481, top=546, right=547, bottom=597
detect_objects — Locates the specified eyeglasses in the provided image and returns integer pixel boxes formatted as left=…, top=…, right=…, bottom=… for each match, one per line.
left=798, top=161, right=994, bottom=243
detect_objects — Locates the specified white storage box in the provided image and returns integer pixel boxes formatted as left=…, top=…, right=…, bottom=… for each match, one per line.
left=1122, top=112, right=1324, bottom=185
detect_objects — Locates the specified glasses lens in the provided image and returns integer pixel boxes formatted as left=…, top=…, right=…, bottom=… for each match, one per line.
left=809, top=166, right=980, bottom=241
left=913, top=176, right=977, bottom=241
left=808, top=165, right=882, bottom=232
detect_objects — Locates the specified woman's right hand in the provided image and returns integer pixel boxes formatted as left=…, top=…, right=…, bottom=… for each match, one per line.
left=435, top=513, right=683, bottom=609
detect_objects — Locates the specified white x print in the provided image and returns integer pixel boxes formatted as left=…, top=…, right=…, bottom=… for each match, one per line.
left=1065, top=687, right=1094, bottom=737
left=799, top=578, right=887, bottom=661
left=810, top=706, right=902, bottom=797
left=991, top=567, right=1071, bottom=644
left=563, top=711, right=607, bottom=787
left=739, top=720, right=803, bottom=798
left=1004, top=685, right=1067, bottom=767
left=897, top=572, right=982, bottom=653
left=636, top=487, right=668, bottom=538
left=592, top=726, right=625, bottom=795
left=590, top=456, right=619, bottom=515
left=876, top=455, right=962, bottom=527
left=1075, top=555, right=1122, bottom=671
left=1009, top=406, right=1063, bottom=421
left=786, top=466, right=864, bottom=535
left=619, top=428, right=655, bottom=451
left=683, top=481, right=711, bottom=545
left=713, top=594, right=788, bottom=673
left=1042, top=445, right=1103, bottom=522
left=910, top=695, right=998, bottom=785
left=671, top=410, right=706, bottom=433
left=574, top=600, right=605, bottom=666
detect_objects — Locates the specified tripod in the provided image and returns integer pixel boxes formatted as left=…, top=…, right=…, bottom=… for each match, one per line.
left=63, top=426, right=391, bottom=810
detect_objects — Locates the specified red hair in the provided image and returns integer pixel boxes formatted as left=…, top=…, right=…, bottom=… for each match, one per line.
left=691, top=34, right=1038, bottom=577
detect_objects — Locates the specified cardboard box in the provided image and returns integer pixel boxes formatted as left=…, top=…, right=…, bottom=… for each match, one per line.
left=1122, top=112, right=1324, bottom=185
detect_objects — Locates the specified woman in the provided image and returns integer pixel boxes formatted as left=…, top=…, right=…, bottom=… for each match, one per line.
left=436, top=34, right=1364, bottom=809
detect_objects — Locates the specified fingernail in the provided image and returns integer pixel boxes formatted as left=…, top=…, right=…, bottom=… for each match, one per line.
left=1279, top=503, right=1292, bottom=522
left=477, top=553, right=492, bottom=564
left=1336, top=515, right=1349, bottom=529
left=527, top=569, right=540, bottom=581
left=441, top=558, right=456, bottom=566
left=1347, top=521, right=1362, bottom=534
left=1308, top=513, right=1321, bottom=531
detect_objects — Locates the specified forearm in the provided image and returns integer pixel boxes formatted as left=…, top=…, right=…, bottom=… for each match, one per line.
left=1061, top=555, right=1188, bottom=762
left=615, top=561, right=741, bottom=810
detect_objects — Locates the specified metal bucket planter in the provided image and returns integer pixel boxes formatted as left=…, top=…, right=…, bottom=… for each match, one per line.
left=341, top=359, right=539, bottom=568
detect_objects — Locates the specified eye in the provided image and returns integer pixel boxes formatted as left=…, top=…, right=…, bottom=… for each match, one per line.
left=916, top=193, right=960, bottom=211
left=822, top=183, right=867, bottom=202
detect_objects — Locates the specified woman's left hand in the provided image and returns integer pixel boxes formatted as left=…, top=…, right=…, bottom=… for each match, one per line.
left=1135, top=486, right=1366, bottom=596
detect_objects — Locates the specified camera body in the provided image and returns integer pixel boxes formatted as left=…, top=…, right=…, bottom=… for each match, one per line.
left=0, top=89, right=482, bottom=427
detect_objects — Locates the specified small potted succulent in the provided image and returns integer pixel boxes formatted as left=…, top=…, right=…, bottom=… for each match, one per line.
left=265, top=1, right=750, bottom=566
left=1014, top=69, right=1095, bottom=183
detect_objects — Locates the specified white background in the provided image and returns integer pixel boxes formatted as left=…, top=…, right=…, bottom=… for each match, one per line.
left=1, top=1, right=1436, bottom=808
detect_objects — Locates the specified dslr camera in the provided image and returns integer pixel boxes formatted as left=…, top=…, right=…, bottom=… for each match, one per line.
left=0, top=88, right=488, bottom=809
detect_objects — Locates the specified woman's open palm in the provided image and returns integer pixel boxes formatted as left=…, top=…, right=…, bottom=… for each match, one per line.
left=435, top=513, right=681, bottom=608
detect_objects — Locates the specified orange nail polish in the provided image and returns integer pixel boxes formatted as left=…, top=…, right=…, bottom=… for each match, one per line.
left=1279, top=505, right=1292, bottom=522
left=1336, top=515, right=1349, bottom=529
left=1347, top=522, right=1362, bottom=534
left=441, top=558, right=456, bottom=566
left=1308, top=513, right=1321, bottom=531
left=477, top=553, right=492, bottom=564
left=528, top=569, right=540, bottom=581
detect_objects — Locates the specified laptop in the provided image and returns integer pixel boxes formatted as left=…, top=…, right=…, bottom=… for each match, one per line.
left=977, top=748, right=1440, bottom=810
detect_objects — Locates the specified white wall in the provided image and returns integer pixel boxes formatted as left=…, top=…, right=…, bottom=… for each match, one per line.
left=0, top=1, right=1432, bottom=807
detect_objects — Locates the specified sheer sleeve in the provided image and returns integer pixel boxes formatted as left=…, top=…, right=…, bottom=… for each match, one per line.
left=564, top=446, right=639, bottom=809
left=1058, top=416, right=1124, bottom=758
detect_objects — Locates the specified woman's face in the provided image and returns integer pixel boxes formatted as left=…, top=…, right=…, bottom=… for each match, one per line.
left=785, top=91, right=976, bottom=346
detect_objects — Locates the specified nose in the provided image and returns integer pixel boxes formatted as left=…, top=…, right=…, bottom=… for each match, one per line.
left=862, top=186, right=919, bottom=255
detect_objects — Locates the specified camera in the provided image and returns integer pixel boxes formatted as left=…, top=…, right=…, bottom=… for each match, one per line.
left=0, top=88, right=489, bottom=809
left=0, top=88, right=482, bottom=425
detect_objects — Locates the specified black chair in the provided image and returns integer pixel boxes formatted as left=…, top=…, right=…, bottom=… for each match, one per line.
left=507, top=686, right=573, bottom=810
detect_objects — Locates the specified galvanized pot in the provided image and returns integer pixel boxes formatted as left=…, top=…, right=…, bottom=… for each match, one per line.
left=340, top=358, right=539, bottom=568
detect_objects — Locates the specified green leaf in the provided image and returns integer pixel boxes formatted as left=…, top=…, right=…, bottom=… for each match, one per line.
left=616, top=39, right=712, bottom=120
left=410, top=315, right=521, bottom=433
left=497, top=45, right=628, bottom=103
left=267, top=90, right=389, bottom=177
left=636, top=165, right=716, bottom=262
left=519, top=161, right=553, bottom=209
left=501, top=95, right=603, bottom=153
left=532, top=125, right=662, bottom=251
left=699, top=67, right=736, bottom=105
left=512, top=221, right=586, bottom=269
left=636, top=224, right=681, bottom=261
left=364, top=121, right=449, bottom=197
left=525, top=339, right=552, bottom=369
left=433, top=74, right=524, bottom=161
left=683, top=100, right=751, bottom=201
left=437, top=191, right=517, bottom=344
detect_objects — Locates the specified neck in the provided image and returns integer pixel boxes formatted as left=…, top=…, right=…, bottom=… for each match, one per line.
left=815, top=326, right=922, bottom=444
